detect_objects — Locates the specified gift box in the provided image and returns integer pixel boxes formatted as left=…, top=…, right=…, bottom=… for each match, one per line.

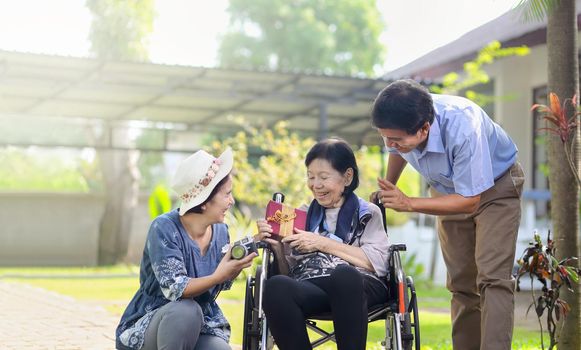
left=265, top=200, right=307, bottom=237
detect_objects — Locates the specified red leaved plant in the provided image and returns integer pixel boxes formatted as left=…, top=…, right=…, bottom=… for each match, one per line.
left=516, top=231, right=580, bottom=350
left=531, top=92, right=580, bottom=186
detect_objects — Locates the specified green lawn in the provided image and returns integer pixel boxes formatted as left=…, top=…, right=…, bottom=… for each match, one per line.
left=1, top=266, right=542, bottom=349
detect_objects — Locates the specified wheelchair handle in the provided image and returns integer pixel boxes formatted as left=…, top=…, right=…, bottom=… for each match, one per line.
left=272, top=192, right=285, bottom=203
left=389, top=244, right=407, bottom=252
left=255, top=241, right=268, bottom=249
left=373, top=195, right=387, bottom=231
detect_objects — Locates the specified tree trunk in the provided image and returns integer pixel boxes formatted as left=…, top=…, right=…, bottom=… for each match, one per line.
left=85, top=0, right=152, bottom=265
left=547, top=1, right=580, bottom=349
left=96, top=146, right=140, bottom=265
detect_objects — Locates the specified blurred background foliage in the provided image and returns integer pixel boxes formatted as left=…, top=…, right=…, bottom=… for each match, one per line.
left=219, top=0, right=386, bottom=76
left=86, top=0, right=155, bottom=61
left=210, top=119, right=419, bottom=227
left=430, top=40, right=530, bottom=107
left=0, top=147, right=91, bottom=192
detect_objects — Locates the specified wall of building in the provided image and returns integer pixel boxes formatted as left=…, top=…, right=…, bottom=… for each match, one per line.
left=0, top=192, right=151, bottom=266
left=486, top=44, right=549, bottom=189
left=484, top=43, right=557, bottom=248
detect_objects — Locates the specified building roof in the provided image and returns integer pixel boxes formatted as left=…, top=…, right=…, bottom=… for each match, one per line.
left=0, top=50, right=405, bottom=151
left=384, top=1, right=581, bottom=80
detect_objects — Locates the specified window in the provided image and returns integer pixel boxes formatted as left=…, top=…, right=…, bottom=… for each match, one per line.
left=532, top=86, right=550, bottom=218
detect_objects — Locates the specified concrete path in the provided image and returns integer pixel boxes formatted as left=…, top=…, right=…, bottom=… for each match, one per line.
left=0, top=281, right=246, bottom=350
left=0, top=280, right=117, bottom=350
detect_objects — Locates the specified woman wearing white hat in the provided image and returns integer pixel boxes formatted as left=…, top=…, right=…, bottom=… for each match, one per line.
left=116, top=147, right=256, bottom=350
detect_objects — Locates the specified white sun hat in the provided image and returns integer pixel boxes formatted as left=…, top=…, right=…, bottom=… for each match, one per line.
left=171, top=147, right=233, bottom=215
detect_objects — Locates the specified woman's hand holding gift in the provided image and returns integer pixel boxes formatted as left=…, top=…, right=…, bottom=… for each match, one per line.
left=254, top=219, right=273, bottom=241
left=255, top=219, right=283, bottom=253
left=282, top=229, right=324, bottom=253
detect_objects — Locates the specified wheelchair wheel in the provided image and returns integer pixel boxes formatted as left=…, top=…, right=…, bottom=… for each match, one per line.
left=385, top=285, right=412, bottom=349
left=386, top=313, right=401, bottom=350
left=241, top=266, right=274, bottom=350
left=385, top=252, right=419, bottom=350
left=398, top=272, right=414, bottom=350
left=242, top=273, right=258, bottom=350
left=406, top=276, right=420, bottom=350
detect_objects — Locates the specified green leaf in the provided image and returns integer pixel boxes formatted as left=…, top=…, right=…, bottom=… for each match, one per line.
left=564, top=266, right=579, bottom=283
left=148, top=184, right=172, bottom=220
left=515, top=0, right=561, bottom=23
left=550, top=256, right=559, bottom=268
left=433, top=41, right=529, bottom=103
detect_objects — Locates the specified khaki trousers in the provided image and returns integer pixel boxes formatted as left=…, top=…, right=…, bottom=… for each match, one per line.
left=431, top=162, right=525, bottom=350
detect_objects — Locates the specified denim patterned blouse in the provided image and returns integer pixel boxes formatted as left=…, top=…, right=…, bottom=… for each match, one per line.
left=115, top=209, right=232, bottom=350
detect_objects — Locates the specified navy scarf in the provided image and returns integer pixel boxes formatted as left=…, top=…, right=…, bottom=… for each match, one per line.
left=305, top=192, right=360, bottom=242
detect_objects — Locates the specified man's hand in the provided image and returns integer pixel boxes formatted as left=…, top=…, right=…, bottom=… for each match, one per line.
left=377, top=178, right=413, bottom=212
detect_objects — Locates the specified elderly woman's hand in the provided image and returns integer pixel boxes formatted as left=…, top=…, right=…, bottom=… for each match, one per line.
left=254, top=219, right=273, bottom=241
left=282, top=229, right=324, bottom=253
left=254, top=219, right=284, bottom=254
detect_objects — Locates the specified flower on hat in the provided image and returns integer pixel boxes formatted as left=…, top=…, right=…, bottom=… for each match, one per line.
left=179, top=158, right=223, bottom=203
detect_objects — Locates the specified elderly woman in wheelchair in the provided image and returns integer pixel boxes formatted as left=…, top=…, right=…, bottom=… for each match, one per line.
left=254, top=138, right=390, bottom=350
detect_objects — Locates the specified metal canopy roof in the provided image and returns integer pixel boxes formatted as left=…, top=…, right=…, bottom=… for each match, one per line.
left=0, top=49, right=404, bottom=150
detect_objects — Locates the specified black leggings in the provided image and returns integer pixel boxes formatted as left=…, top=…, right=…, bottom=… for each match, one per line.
left=262, top=265, right=387, bottom=350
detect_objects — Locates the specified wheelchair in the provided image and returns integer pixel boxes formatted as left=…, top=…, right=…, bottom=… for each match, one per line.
left=241, top=194, right=420, bottom=350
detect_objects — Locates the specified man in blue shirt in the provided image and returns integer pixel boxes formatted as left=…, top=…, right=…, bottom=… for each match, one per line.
left=371, top=79, right=524, bottom=350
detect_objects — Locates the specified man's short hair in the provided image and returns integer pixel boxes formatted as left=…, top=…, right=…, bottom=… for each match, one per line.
left=371, top=79, right=435, bottom=134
